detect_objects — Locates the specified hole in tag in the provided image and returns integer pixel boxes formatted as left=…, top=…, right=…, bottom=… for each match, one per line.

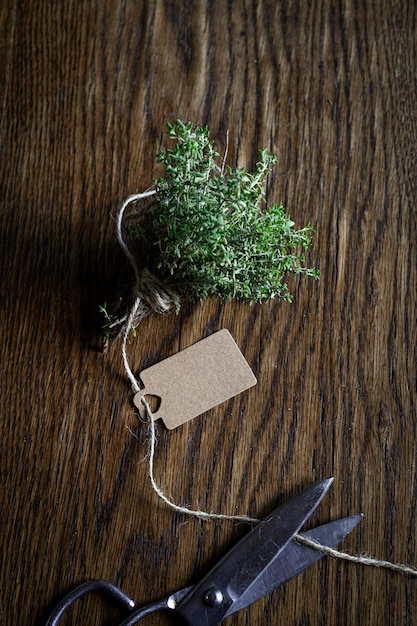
left=143, top=394, right=161, bottom=414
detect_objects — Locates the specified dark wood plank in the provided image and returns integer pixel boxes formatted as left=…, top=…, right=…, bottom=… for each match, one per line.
left=1, top=1, right=416, bottom=625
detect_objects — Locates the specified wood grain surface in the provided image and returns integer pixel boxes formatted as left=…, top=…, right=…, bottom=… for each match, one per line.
left=1, top=1, right=416, bottom=625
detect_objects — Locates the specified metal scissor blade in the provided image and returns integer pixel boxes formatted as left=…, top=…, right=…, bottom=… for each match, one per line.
left=176, top=478, right=334, bottom=626
left=224, top=514, right=363, bottom=617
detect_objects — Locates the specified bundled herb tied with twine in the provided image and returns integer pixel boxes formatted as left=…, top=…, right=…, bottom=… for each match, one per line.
left=101, top=120, right=319, bottom=340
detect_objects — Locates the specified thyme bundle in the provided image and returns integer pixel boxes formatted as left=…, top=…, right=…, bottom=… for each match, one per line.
left=102, top=121, right=319, bottom=340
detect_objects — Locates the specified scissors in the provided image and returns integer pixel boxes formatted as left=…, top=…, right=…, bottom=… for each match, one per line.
left=45, top=478, right=362, bottom=625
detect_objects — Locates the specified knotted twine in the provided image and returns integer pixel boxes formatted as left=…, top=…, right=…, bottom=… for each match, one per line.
left=115, top=192, right=417, bottom=577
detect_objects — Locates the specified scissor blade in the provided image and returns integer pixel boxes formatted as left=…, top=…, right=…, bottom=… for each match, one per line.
left=224, top=514, right=363, bottom=617
left=176, top=478, right=334, bottom=626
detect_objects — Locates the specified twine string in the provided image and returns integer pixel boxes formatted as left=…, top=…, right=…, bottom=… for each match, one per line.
left=142, top=397, right=258, bottom=523
left=116, top=193, right=417, bottom=577
left=118, top=192, right=155, bottom=393
left=122, top=296, right=142, bottom=393
left=294, top=534, right=417, bottom=576
left=116, top=191, right=156, bottom=286
left=140, top=398, right=417, bottom=575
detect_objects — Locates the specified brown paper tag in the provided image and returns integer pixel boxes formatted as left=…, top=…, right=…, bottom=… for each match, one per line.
left=133, top=329, right=257, bottom=429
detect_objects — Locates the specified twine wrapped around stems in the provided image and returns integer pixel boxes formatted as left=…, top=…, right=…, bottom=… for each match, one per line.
left=102, top=191, right=181, bottom=344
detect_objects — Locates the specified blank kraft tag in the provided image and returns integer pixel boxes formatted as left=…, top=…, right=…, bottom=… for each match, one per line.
left=133, top=329, right=257, bottom=429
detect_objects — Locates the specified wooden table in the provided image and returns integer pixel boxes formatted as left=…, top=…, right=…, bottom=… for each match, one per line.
left=1, top=2, right=416, bottom=625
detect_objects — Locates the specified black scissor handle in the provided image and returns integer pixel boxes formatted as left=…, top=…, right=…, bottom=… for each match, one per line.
left=45, top=579, right=136, bottom=625
left=45, top=578, right=189, bottom=625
